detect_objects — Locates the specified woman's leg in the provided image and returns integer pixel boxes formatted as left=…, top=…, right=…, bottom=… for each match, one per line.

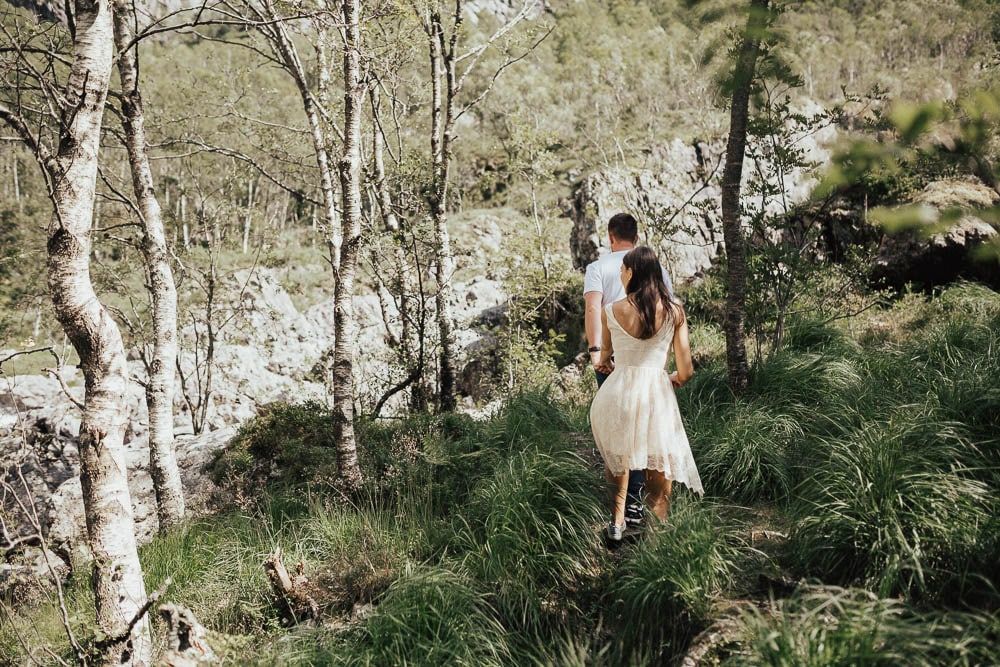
left=604, top=466, right=629, bottom=527
left=644, top=469, right=673, bottom=521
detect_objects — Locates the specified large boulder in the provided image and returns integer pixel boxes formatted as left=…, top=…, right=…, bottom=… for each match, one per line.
left=568, top=138, right=727, bottom=284
left=873, top=178, right=1000, bottom=289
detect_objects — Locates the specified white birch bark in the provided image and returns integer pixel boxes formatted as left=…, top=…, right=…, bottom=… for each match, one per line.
left=46, top=0, right=150, bottom=663
left=428, top=4, right=458, bottom=412
left=331, top=0, right=364, bottom=488
left=112, top=0, right=186, bottom=531
left=242, top=0, right=363, bottom=486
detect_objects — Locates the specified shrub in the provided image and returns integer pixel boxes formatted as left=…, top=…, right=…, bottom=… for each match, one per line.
left=212, top=401, right=338, bottom=499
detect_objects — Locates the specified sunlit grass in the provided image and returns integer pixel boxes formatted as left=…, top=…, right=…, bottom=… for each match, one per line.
left=5, top=282, right=1000, bottom=664
left=730, top=587, right=1000, bottom=667
left=454, top=446, right=604, bottom=629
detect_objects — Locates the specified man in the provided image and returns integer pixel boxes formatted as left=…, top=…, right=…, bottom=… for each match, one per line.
left=584, top=212, right=674, bottom=528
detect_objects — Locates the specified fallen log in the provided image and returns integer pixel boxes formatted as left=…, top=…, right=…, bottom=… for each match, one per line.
left=157, top=603, right=216, bottom=666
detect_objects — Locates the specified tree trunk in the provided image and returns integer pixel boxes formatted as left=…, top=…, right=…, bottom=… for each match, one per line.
left=48, top=0, right=151, bottom=663
left=370, top=87, right=423, bottom=412
left=429, top=5, right=458, bottom=412
left=112, top=0, right=186, bottom=532
left=331, top=0, right=364, bottom=489
left=243, top=0, right=361, bottom=486
left=721, top=0, right=769, bottom=394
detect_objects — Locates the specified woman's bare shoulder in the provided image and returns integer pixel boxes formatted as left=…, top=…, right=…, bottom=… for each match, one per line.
left=611, top=298, right=634, bottom=318
left=669, top=300, right=687, bottom=324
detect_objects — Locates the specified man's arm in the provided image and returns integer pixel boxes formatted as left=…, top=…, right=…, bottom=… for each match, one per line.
left=585, top=290, right=604, bottom=366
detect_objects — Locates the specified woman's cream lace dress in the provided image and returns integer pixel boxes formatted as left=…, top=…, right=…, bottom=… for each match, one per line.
left=590, top=303, right=704, bottom=495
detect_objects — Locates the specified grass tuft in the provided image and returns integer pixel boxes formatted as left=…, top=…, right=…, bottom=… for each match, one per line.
left=359, top=566, right=511, bottom=667
left=730, top=587, right=1000, bottom=667
left=610, top=498, right=743, bottom=660
left=455, top=446, right=603, bottom=628
left=788, top=408, right=991, bottom=601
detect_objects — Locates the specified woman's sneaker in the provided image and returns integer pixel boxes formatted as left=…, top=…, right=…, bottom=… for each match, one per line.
left=606, top=523, right=625, bottom=542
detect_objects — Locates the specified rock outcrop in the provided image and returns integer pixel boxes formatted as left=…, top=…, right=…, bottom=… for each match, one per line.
left=1, top=261, right=508, bottom=563
left=568, top=138, right=728, bottom=284
left=569, top=110, right=836, bottom=285
left=873, top=178, right=1000, bottom=289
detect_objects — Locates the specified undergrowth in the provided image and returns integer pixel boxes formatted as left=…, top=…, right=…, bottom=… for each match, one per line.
left=4, top=283, right=1000, bottom=665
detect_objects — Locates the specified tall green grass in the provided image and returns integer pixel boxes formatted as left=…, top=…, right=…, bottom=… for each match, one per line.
left=454, top=446, right=603, bottom=629
left=7, top=282, right=1000, bottom=664
left=608, top=498, right=743, bottom=661
left=788, top=408, right=991, bottom=600
left=357, top=566, right=511, bottom=667
left=784, top=284, right=1000, bottom=602
left=730, top=587, right=1000, bottom=667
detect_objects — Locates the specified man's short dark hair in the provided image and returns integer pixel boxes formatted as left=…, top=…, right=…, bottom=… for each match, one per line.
left=608, top=212, right=639, bottom=243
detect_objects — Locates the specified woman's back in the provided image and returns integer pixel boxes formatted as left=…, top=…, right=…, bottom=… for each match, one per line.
left=608, top=299, right=674, bottom=369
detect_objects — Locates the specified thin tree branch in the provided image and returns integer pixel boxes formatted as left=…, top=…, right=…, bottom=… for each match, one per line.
left=154, top=138, right=322, bottom=205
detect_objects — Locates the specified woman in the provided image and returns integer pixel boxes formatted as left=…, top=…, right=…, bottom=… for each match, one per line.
left=590, top=246, right=703, bottom=542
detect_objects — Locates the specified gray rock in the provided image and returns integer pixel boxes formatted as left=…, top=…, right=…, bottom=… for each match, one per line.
left=873, top=178, right=1000, bottom=289
left=2, top=261, right=509, bottom=552
left=0, top=545, right=70, bottom=606
left=568, top=138, right=728, bottom=284
left=569, top=115, right=836, bottom=285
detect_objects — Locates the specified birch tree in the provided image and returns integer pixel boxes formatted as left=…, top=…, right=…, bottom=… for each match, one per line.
left=332, top=0, right=365, bottom=489
left=0, top=0, right=151, bottom=663
left=221, top=0, right=364, bottom=487
left=411, top=0, right=536, bottom=411
left=111, top=0, right=186, bottom=530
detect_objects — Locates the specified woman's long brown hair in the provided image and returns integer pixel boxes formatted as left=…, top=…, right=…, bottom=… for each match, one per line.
left=623, top=246, right=675, bottom=339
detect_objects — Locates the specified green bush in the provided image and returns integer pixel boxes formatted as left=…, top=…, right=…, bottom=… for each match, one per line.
left=212, top=401, right=338, bottom=497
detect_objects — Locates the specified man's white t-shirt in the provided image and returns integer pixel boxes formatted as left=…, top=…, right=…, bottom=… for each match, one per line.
left=583, top=249, right=674, bottom=307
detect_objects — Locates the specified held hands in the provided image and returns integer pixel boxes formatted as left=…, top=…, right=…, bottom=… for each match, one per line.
left=595, top=359, right=615, bottom=375
left=591, top=350, right=614, bottom=375
left=669, top=371, right=683, bottom=388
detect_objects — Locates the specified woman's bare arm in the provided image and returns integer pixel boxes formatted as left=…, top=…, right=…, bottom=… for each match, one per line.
left=670, top=305, right=693, bottom=388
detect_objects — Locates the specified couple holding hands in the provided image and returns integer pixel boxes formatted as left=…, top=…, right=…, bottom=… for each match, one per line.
left=584, top=213, right=703, bottom=542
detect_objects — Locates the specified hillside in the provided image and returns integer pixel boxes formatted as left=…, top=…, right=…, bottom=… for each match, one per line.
left=2, top=0, right=1000, bottom=664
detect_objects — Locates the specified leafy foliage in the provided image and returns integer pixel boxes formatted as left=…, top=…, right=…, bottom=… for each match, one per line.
left=212, top=401, right=338, bottom=497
